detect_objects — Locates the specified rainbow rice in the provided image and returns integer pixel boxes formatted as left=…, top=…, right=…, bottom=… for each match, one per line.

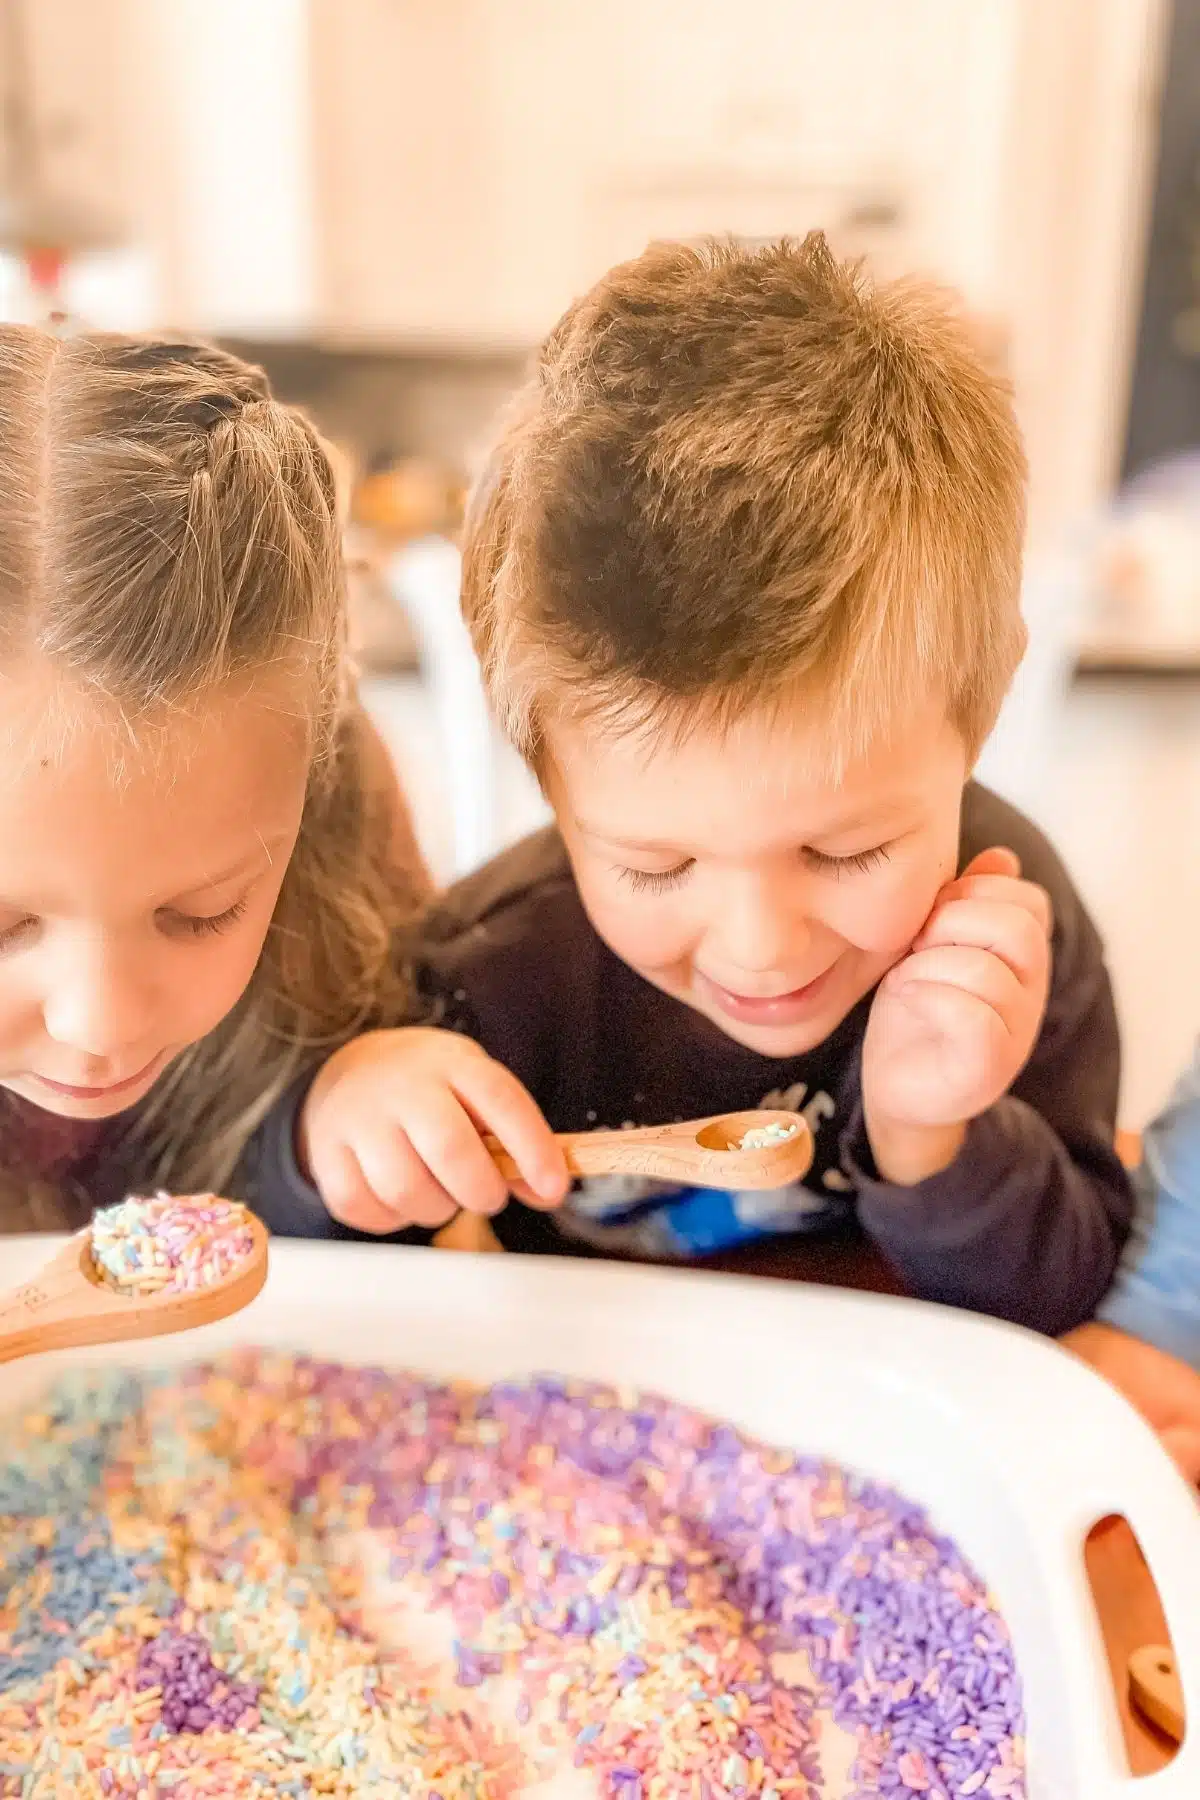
left=89, top=1195, right=255, bottom=1296
left=0, top=1354, right=1025, bottom=1798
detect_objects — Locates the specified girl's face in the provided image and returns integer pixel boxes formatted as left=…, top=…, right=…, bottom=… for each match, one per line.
left=0, top=667, right=310, bottom=1118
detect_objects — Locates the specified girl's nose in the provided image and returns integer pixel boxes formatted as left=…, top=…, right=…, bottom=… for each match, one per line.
left=41, top=939, right=158, bottom=1066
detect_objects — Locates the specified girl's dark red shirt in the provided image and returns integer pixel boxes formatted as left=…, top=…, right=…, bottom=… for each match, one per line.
left=0, top=1091, right=111, bottom=1230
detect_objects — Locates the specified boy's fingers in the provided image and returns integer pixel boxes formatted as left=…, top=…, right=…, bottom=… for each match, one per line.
left=875, top=977, right=1008, bottom=1071
left=451, top=1056, right=570, bottom=1207
left=892, top=943, right=1024, bottom=1025
left=913, top=898, right=1049, bottom=984
left=315, top=1141, right=415, bottom=1235
left=354, top=1121, right=462, bottom=1227
left=961, top=846, right=1021, bottom=882
left=934, top=872, right=1053, bottom=936
left=508, top=1178, right=559, bottom=1207
left=399, top=1087, right=511, bottom=1216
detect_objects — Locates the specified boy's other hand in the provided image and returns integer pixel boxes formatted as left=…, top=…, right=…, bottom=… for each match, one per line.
left=298, top=1028, right=570, bottom=1234
left=1065, top=1322, right=1200, bottom=1485
left=862, top=847, right=1052, bottom=1185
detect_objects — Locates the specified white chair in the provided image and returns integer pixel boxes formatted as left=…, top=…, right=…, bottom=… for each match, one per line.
left=975, top=541, right=1089, bottom=825
left=386, top=536, right=504, bottom=878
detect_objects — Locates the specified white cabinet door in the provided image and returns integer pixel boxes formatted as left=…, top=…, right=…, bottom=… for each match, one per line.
left=0, top=0, right=133, bottom=241
left=312, top=0, right=1020, bottom=345
left=312, top=0, right=612, bottom=346
left=310, top=0, right=1165, bottom=537
left=311, top=0, right=497, bottom=345
left=585, top=0, right=1019, bottom=306
left=133, top=0, right=315, bottom=338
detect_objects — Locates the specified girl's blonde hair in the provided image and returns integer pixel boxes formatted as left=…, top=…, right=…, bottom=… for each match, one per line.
left=0, top=326, right=423, bottom=1200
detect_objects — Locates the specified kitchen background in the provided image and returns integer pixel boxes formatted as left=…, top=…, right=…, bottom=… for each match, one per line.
left=0, top=0, right=1197, bottom=1125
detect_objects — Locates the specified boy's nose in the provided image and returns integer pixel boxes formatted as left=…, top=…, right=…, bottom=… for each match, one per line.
left=713, top=875, right=811, bottom=979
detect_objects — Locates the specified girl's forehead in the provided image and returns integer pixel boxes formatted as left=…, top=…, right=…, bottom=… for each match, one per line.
left=0, top=656, right=313, bottom=773
left=0, top=677, right=310, bottom=910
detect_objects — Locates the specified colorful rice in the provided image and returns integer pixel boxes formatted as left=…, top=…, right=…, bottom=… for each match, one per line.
left=0, top=1354, right=1026, bottom=1798
left=736, top=1123, right=800, bottom=1152
left=89, top=1195, right=255, bottom=1295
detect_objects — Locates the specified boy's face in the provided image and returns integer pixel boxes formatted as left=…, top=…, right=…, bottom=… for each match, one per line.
left=547, top=699, right=969, bottom=1058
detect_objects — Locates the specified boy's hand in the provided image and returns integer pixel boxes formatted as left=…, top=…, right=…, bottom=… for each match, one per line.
left=862, top=847, right=1052, bottom=1185
left=298, top=1028, right=570, bottom=1234
left=1065, top=1323, right=1200, bottom=1485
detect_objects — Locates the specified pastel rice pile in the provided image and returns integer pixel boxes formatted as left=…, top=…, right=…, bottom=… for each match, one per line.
left=89, top=1196, right=255, bottom=1295
left=0, top=1353, right=1025, bottom=1798
left=737, top=1123, right=799, bottom=1152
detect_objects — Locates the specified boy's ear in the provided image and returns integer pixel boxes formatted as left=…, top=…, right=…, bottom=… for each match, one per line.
left=319, top=434, right=356, bottom=531
left=966, top=313, right=1011, bottom=377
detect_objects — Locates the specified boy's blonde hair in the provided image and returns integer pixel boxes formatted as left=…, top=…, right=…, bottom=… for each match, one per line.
left=462, top=233, right=1028, bottom=768
left=0, top=327, right=422, bottom=1202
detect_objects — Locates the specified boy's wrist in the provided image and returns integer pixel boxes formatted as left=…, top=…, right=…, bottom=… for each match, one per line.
left=864, top=1112, right=967, bottom=1187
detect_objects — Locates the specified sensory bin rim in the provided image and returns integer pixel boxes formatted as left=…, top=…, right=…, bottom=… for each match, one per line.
left=1, top=1236, right=1197, bottom=1800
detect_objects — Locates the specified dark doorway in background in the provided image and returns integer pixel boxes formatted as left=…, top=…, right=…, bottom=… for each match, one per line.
left=1123, top=0, right=1200, bottom=479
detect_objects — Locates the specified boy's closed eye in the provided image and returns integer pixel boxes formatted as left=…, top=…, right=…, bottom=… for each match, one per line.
left=803, top=844, right=893, bottom=878
left=615, top=843, right=894, bottom=893
left=0, top=914, right=36, bottom=954
left=617, top=861, right=695, bottom=895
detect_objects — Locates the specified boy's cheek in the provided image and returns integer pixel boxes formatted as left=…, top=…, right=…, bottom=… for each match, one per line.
left=580, top=885, right=692, bottom=974
left=827, top=866, right=946, bottom=960
left=570, top=862, right=710, bottom=984
left=576, top=864, right=947, bottom=968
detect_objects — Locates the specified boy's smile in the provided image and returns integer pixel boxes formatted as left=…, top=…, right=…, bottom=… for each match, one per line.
left=549, top=699, right=969, bottom=1058
left=692, top=961, right=842, bottom=1031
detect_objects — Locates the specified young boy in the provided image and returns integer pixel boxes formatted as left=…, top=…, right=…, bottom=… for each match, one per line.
left=247, top=234, right=1132, bottom=1336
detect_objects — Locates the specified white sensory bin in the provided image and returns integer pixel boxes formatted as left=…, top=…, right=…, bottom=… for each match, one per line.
left=0, top=1240, right=1197, bottom=1799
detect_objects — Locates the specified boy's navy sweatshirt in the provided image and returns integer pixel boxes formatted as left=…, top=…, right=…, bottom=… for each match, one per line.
left=240, top=783, right=1132, bottom=1337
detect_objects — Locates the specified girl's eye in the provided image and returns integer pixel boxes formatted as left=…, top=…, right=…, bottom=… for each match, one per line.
left=0, top=915, right=37, bottom=955
left=617, top=861, right=695, bottom=895
left=158, top=897, right=250, bottom=940
left=804, top=844, right=892, bottom=877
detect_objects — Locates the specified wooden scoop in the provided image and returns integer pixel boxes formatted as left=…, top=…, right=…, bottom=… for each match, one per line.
left=484, top=1109, right=813, bottom=1191
left=0, top=1213, right=268, bottom=1366
left=1129, top=1644, right=1186, bottom=1743
left=434, top=1110, right=813, bottom=1256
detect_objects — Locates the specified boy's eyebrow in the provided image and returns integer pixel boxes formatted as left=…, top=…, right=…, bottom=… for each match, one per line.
left=577, top=804, right=912, bottom=850
left=575, top=824, right=682, bottom=852
left=802, top=804, right=913, bottom=837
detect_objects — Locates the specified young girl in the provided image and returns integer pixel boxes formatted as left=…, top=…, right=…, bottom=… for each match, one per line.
left=0, top=325, right=426, bottom=1231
